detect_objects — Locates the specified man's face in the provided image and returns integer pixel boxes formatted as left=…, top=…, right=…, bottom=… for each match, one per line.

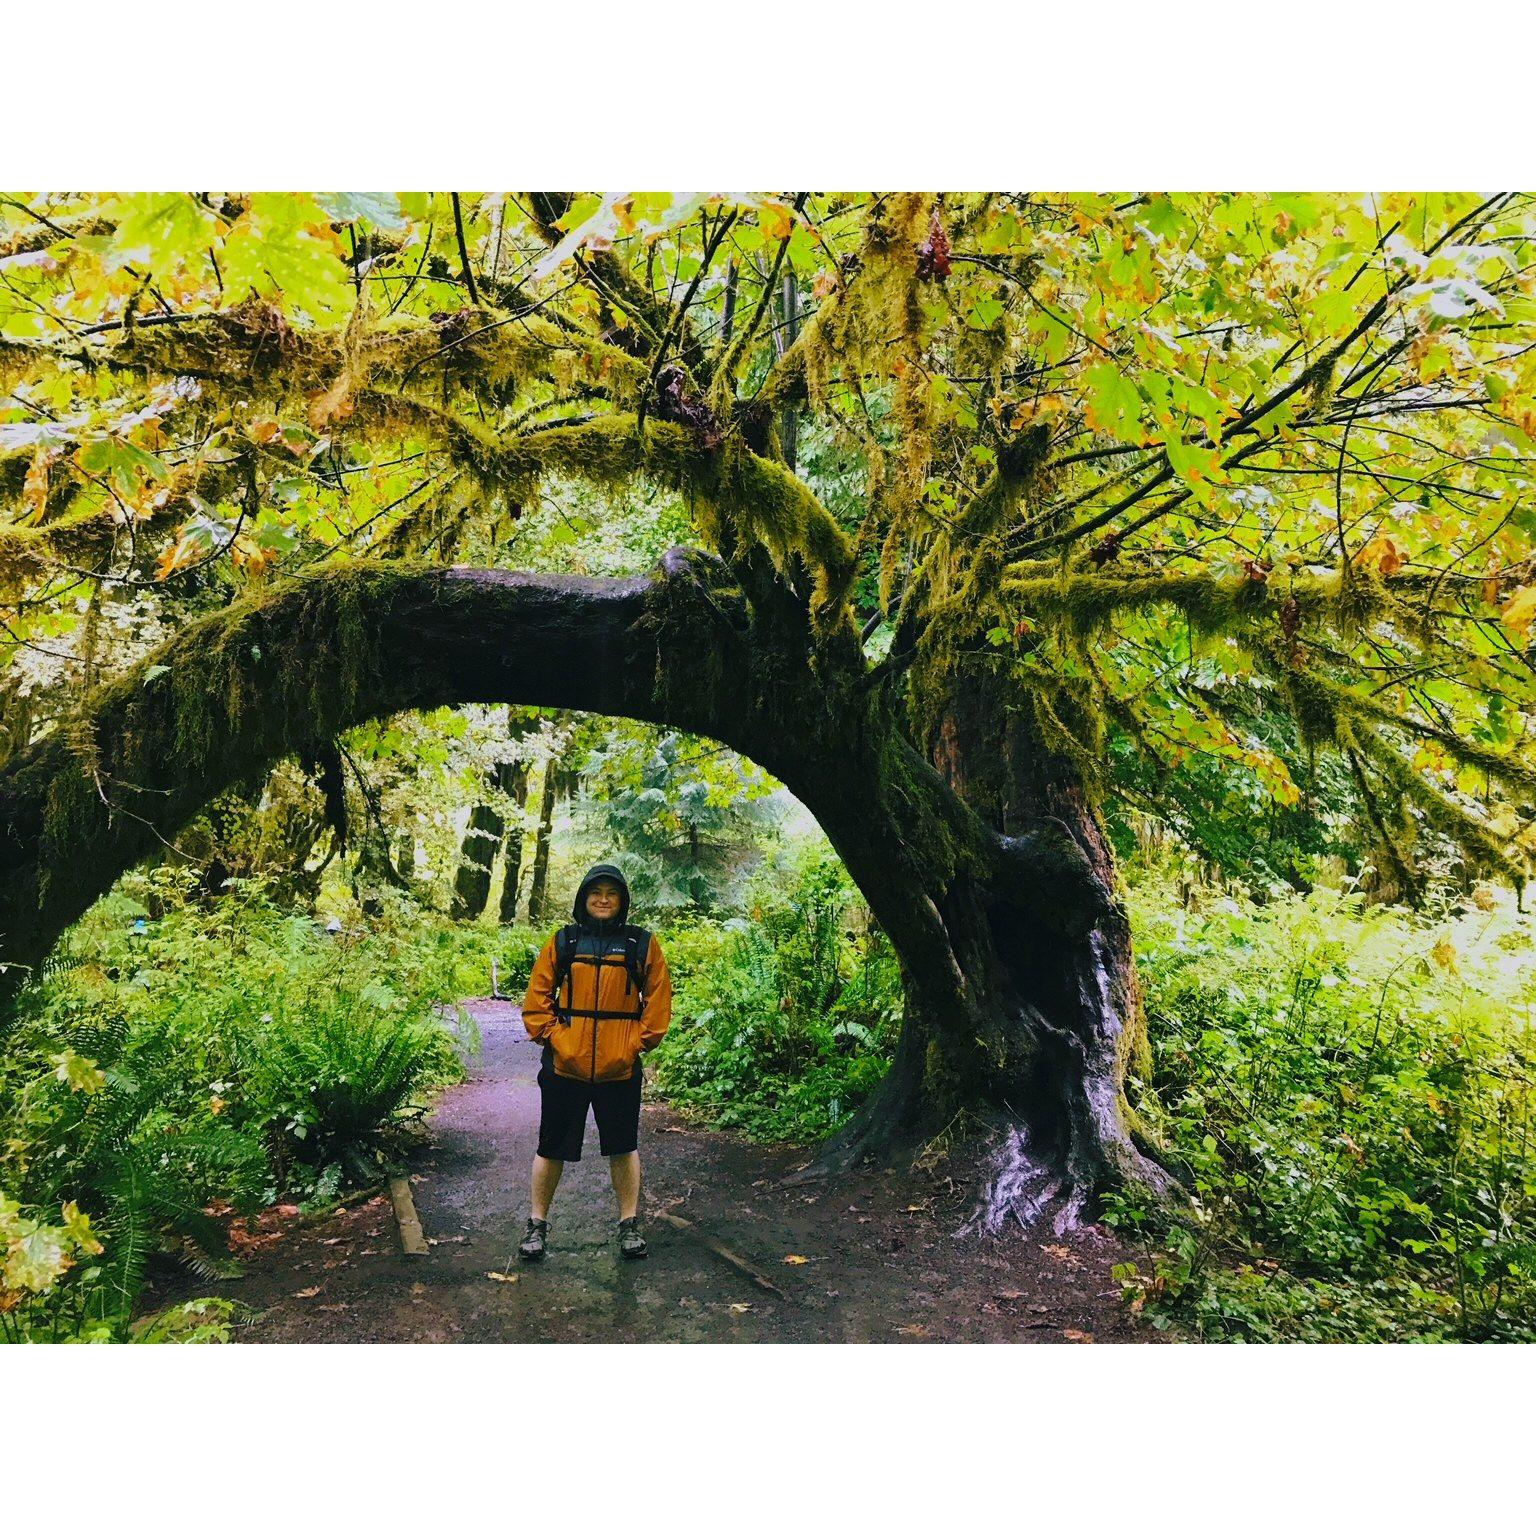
left=586, top=880, right=622, bottom=920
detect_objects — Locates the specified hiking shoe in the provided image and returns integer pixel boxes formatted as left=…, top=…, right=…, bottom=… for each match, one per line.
left=518, top=1217, right=548, bottom=1262
left=618, top=1216, right=647, bottom=1261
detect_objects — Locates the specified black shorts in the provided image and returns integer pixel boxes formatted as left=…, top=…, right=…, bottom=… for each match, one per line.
left=535, top=1052, right=643, bottom=1161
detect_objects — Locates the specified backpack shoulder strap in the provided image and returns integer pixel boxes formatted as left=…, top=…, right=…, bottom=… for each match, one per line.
left=552, top=925, right=580, bottom=997
left=621, top=925, right=651, bottom=995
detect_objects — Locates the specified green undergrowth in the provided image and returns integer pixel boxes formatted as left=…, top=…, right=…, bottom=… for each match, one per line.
left=645, top=847, right=902, bottom=1141
left=0, top=868, right=471, bottom=1342
left=1109, top=876, right=1536, bottom=1342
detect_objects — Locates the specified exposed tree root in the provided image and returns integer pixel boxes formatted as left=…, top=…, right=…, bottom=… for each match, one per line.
left=786, top=1064, right=1180, bottom=1243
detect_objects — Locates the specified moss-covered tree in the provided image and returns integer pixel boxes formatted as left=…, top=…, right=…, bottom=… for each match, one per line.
left=4, top=191, right=1535, bottom=1225
left=451, top=758, right=530, bottom=921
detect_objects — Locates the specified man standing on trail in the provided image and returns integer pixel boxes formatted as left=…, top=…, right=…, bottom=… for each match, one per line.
left=517, top=863, right=672, bottom=1262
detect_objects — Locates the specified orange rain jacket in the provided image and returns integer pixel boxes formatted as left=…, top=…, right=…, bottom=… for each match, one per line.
left=522, top=930, right=672, bottom=1082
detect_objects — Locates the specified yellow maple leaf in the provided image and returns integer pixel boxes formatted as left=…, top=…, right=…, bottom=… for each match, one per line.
left=22, top=448, right=55, bottom=524
left=60, top=1201, right=104, bottom=1257
left=51, top=1050, right=105, bottom=1095
left=308, top=370, right=354, bottom=429
left=229, top=532, right=270, bottom=576
left=1431, top=938, right=1459, bottom=975
left=782, top=1254, right=810, bottom=1265
left=1501, top=585, right=1536, bottom=639
left=155, top=530, right=203, bottom=581
left=754, top=198, right=796, bottom=243
left=1354, top=534, right=1405, bottom=576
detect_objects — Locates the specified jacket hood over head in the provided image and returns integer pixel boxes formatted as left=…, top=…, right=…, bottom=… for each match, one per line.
left=572, top=862, right=631, bottom=930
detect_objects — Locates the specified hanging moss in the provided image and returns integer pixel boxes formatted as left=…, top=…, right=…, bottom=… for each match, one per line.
left=45, top=559, right=430, bottom=855
left=1344, top=717, right=1527, bottom=889
left=637, top=552, right=738, bottom=726
left=39, top=724, right=100, bottom=901
left=996, top=562, right=1442, bottom=654
left=1340, top=735, right=1425, bottom=902
left=52, top=304, right=640, bottom=412
left=1295, top=666, right=1536, bottom=798
left=0, top=526, right=50, bottom=594
left=470, top=413, right=859, bottom=634
left=1332, top=565, right=1387, bottom=640
left=1278, top=665, right=1342, bottom=753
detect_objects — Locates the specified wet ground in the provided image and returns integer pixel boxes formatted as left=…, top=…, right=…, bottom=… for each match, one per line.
left=147, top=1000, right=1155, bottom=1343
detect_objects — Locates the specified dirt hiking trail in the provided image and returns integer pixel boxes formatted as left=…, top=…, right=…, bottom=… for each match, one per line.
left=149, top=1000, right=1154, bottom=1342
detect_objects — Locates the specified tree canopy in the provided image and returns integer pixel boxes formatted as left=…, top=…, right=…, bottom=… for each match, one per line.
left=4, top=190, right=1534, bottom=901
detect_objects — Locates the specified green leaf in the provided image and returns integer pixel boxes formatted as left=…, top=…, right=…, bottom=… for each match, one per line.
left=965, top=296, right=1005, bottom=330
left=1165, top=435, right=1223, bottom=495
left=1082, top=363, right=1145, bottom=443
left=77, top=435, right=169, bottom=494
left=317, top=192, right=408, bottom=232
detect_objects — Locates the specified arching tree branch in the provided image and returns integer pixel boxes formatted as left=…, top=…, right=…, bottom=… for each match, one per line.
left=0, top=551, right=760, bottom=1002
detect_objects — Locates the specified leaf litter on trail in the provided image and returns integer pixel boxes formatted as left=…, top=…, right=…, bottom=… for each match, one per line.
left=292, top=1286, right=321, bottom=1299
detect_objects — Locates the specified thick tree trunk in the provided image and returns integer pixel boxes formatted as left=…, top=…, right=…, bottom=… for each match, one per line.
left=0, top=548, right=1170, bottom=1227
left=833, top=661, right=1174, bottom=1231
left=760, top=664, right=1173, bottom=1231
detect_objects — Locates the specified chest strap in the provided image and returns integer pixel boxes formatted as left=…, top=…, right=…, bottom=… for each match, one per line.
left=557, top=943, right=646, bottom=1026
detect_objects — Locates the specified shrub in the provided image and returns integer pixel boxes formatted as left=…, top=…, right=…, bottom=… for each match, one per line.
left=1107, top=879, right=1536, bottom=1341
left=0, top=1192, right=114, bottom=1343
left=250, top=980, right=459, bottom=1177
left=647, top=848, right=901, bottom=1140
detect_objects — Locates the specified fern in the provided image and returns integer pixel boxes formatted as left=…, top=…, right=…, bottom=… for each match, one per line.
left=97, top=1156, right=155, bottom=1318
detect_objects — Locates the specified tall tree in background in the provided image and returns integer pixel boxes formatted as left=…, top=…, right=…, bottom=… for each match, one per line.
left=3, top=191, right=1535, bottom=1223
left=449, top=773, right=508, bottom=920
left=575, top=726, right=780, bottom=912
left=524, top=756, right=565, bottom=925
left=450, top=713, right=533, bottom=921
left=492, top=760, right=531, bottom=921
